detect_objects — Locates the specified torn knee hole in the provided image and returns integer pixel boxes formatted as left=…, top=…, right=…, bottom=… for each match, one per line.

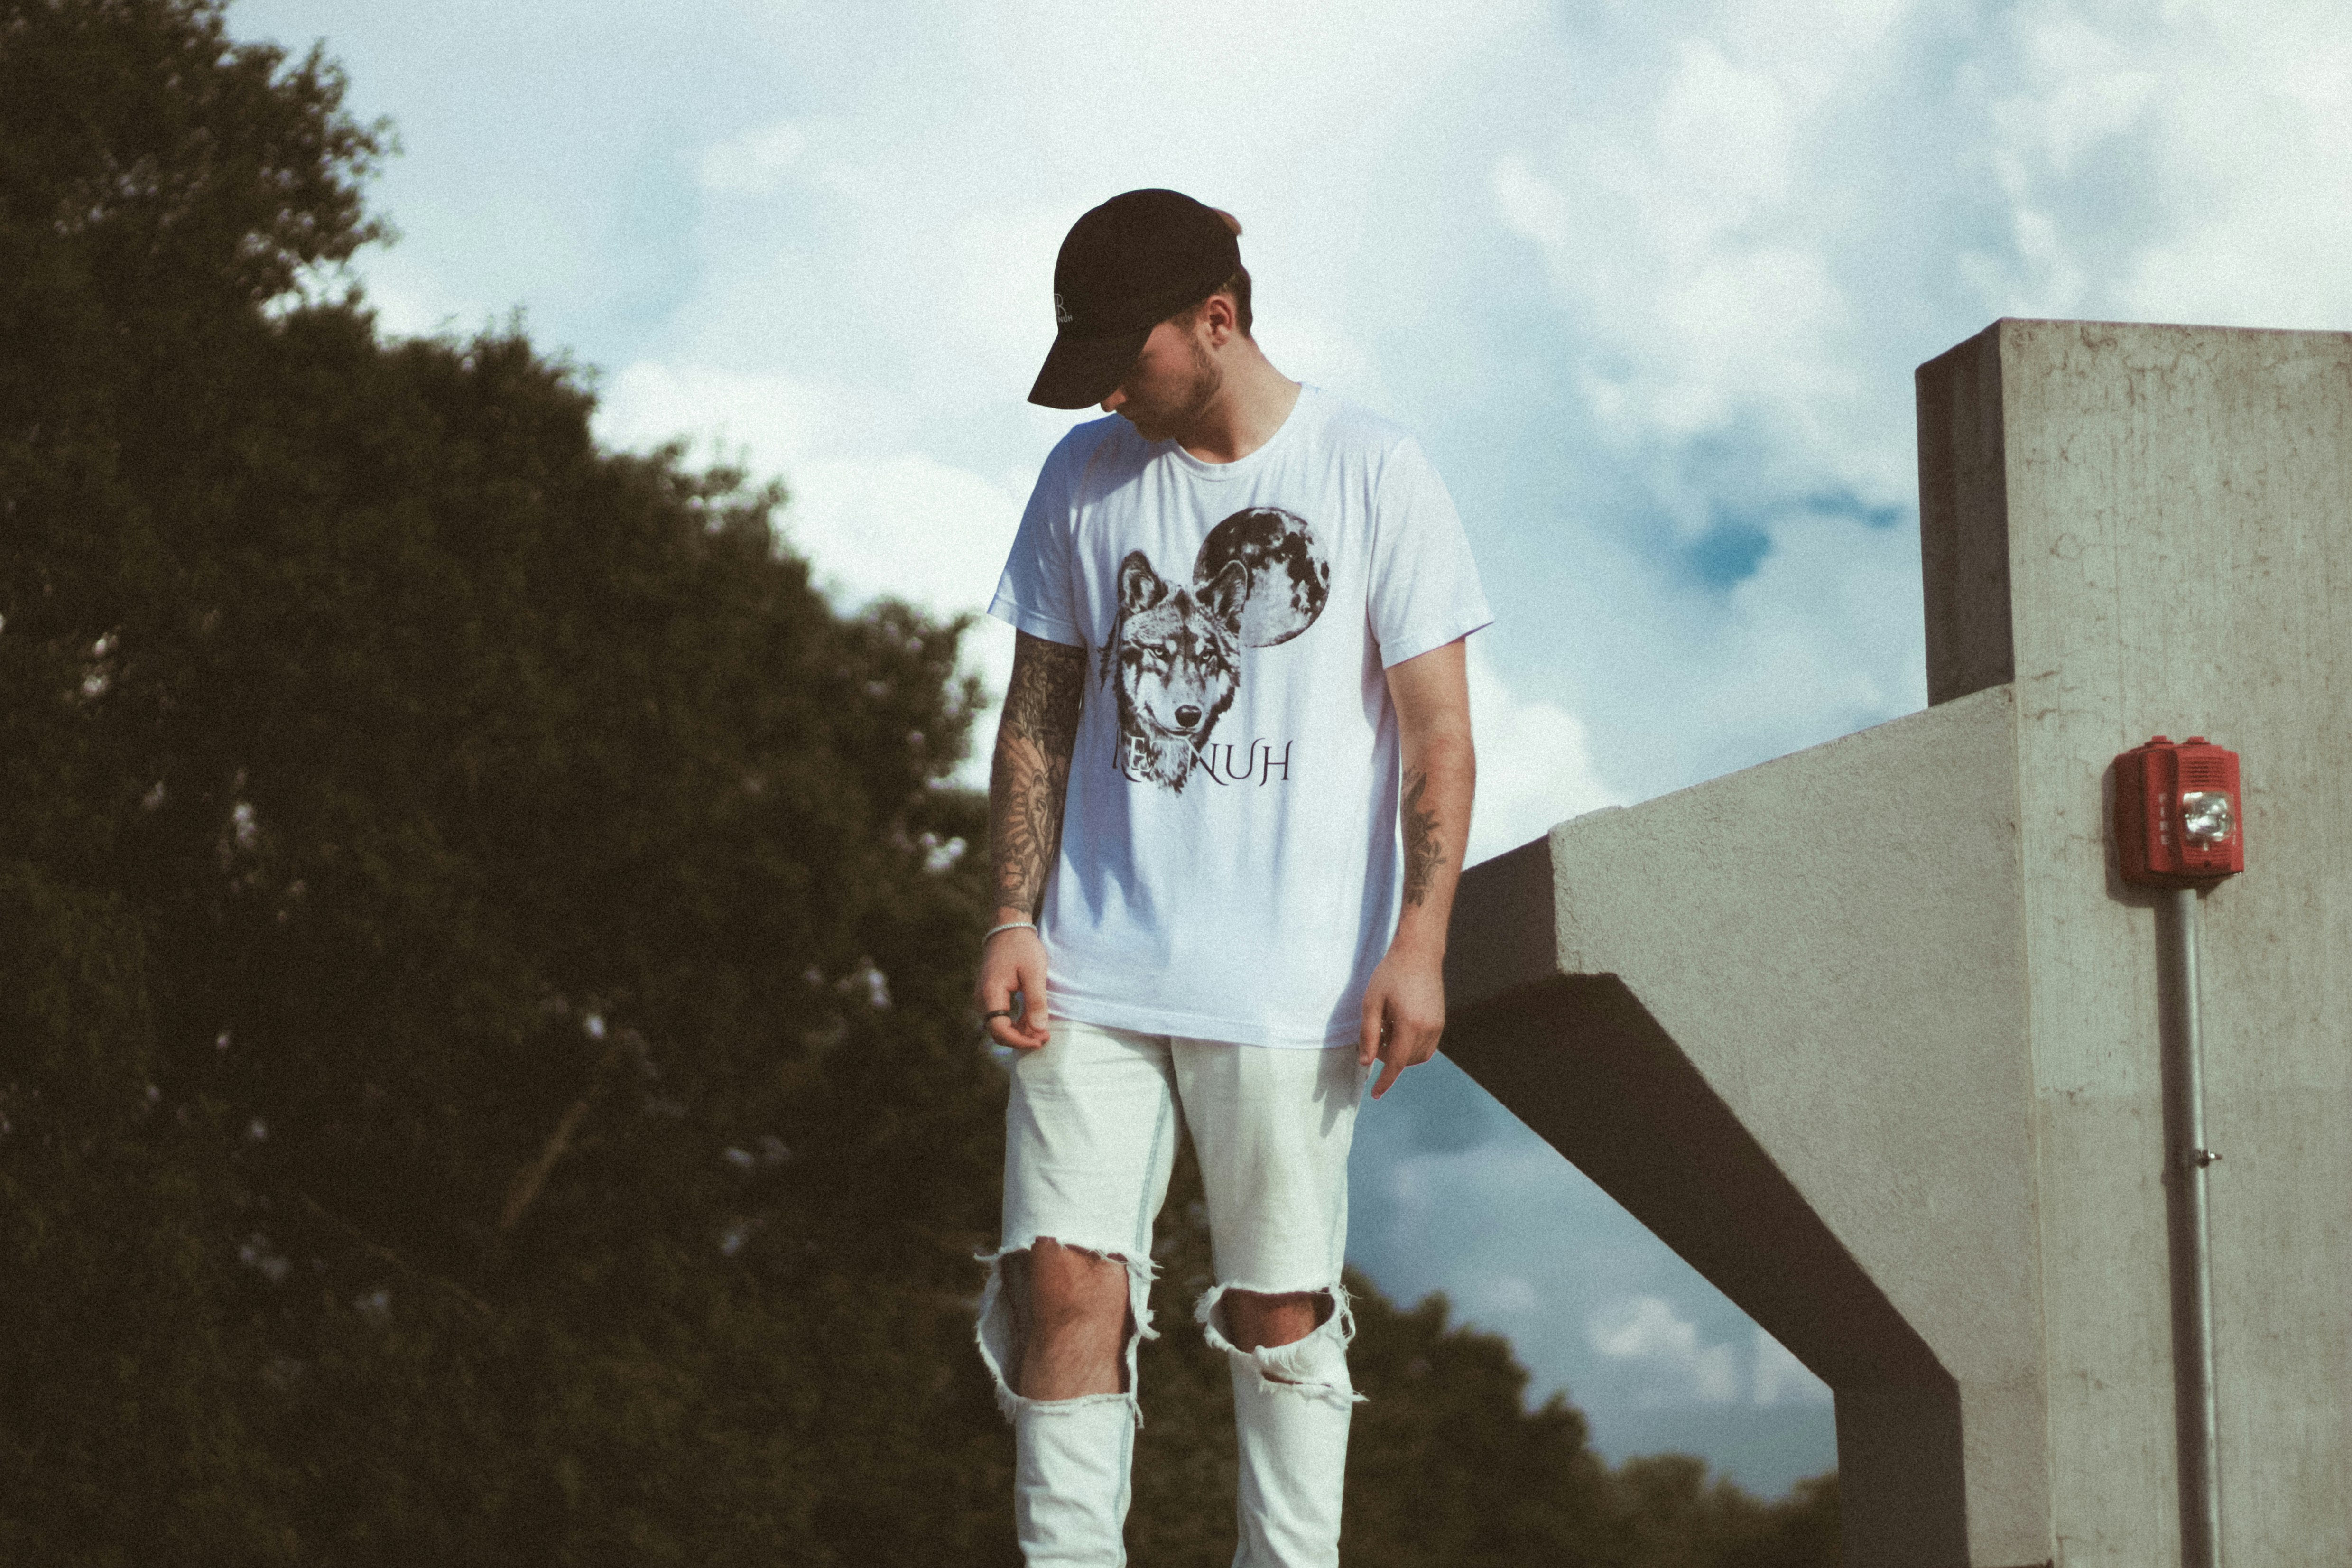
left=1215, top=1287, right=1335, bottom=1351
left=1196, top=1280, right=1362, bottom=1401
left=977, top=1239, right=1157, bottom=1408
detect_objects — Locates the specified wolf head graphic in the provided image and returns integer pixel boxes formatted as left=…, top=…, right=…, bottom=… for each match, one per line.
left=1102, top=507, right=1330, bottom=792
left=1107, top=551, right=1248, bottom=790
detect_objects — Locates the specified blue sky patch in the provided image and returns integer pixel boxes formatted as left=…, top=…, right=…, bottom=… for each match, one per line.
left=1684, top=516, right=1775, bottom=586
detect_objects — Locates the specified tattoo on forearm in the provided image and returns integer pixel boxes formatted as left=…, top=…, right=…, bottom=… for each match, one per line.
left=990, top=633, right=1087, bottom=915
left=1402, top=769, right=1441, bottom=907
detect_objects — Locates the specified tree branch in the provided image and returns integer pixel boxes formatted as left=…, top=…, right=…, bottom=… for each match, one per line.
left=498, top=1035, right=624, bottom=1234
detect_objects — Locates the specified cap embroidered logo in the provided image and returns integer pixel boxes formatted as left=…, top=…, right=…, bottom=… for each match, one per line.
left=1053, top=290, right=1074, bottom=326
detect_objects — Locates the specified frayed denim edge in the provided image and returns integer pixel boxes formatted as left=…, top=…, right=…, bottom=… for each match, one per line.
left=1195, top=1277, right=1366, bottom=1410
left=975, top=1237, right=1160, bottom=1427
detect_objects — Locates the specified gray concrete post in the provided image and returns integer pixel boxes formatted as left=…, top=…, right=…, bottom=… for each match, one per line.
left=1443, top=319, right=2351, bottom=1567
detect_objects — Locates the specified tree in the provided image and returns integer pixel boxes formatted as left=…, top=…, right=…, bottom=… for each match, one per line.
left=5, top=4, right=1006, bottom=1561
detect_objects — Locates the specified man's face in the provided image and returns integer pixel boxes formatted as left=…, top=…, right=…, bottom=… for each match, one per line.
left=1100, top=315, right=1222, bottom=442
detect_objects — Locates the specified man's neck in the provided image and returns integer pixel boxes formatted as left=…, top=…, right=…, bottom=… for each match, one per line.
left=1177, top=345, right=1301, bottom=465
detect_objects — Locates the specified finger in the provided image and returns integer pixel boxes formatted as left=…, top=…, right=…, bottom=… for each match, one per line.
left=1370, top=1054, right=1406, bottom=1100
left=976, top=949, right=1009, bottom=1002
left=977, top=957, right=1021, bottom=1048
left=1358, top=993, right=1383, bottom=1069
left=991, top=996, right=1047, bottom=1050
left=1017, top=954, right=1053, bottom=1047
left=984, top=994, right=1033, bottom=1050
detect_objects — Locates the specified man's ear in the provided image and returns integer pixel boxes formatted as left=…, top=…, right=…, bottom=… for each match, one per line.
left=1118, top=551, right=1167, bottom=614
left=1197, top=290, right=1238, bottom=348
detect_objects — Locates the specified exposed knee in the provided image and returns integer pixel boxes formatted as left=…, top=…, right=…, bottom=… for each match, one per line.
left=1025, top=1239, right=1132, bottom=1335
left=1220, top=1287, right=1326, bottom=1353
left=974, top=1238, right=1157, bottom=1414
left=1197, top=1280, right=1361, bottom=1407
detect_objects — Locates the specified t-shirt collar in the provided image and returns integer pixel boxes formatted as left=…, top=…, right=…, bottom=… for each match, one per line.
left=1156, top=383, right=1315, bottom=482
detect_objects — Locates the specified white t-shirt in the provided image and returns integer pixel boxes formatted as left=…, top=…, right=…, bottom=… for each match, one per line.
left=989, top=385, right=1492, bottom=1047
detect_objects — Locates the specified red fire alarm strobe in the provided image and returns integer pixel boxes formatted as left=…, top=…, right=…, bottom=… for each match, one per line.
left=2114, top=736, right=2246, bottom=886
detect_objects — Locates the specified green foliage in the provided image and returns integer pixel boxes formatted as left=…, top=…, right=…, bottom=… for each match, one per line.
left=6, top=4, right=1001, bottom=1561
left=0, top=2, right=1836, bottom=1562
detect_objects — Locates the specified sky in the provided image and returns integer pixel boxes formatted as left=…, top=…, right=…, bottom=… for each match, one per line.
left=228, top=0, right=2352, bottom=1497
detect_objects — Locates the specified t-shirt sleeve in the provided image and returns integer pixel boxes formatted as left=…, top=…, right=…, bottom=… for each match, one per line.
left=988, top=438, right=1087, bottom=647
left=1366, top=435, right=1494, bottom=668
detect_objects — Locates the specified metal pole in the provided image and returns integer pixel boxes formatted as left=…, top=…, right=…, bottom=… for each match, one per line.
left=2167, top=884, right=2223, bottom=1568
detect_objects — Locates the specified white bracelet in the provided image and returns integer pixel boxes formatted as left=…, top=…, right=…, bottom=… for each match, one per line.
left=982, top=920, right=1037, bottom=945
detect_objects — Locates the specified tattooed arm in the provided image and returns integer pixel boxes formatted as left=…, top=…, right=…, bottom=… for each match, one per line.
left=1358, top=637, right=1476, bottom=1098
left=977, top=631, right=1089, bottom=1050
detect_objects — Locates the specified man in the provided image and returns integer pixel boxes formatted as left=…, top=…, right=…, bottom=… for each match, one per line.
left=973, top=188, right=1488, bottom=1567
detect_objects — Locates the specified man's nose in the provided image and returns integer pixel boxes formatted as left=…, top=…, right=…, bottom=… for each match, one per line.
left=1100, top=385, right=1126, bottom=412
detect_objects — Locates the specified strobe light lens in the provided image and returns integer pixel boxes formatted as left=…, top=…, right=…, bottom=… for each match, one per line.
left=2180, top=790, right=2234, bottom=847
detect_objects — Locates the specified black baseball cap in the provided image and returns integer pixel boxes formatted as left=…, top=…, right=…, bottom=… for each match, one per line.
left=1028, top=189, right=1242, bottom=409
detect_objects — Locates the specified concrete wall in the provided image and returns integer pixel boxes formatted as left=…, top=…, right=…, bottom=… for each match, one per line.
left=1445, top=319, right=2351, bottom=1567
left=1921, top=320, right=2352, bottom=1567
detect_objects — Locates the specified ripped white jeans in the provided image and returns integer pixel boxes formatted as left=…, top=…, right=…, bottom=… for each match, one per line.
left=976, top=1018, right=1366, bottom=1567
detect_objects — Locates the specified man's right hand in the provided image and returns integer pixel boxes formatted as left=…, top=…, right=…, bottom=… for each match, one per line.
left=977, top=922, right=1053, bottom=1050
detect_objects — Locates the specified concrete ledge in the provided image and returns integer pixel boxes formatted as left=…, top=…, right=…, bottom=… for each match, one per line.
left=1445, top=686, right=2049, bottom=1568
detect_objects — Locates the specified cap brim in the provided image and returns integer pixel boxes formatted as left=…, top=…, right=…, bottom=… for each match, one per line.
left=1027, top=325, right=1153, bottom=409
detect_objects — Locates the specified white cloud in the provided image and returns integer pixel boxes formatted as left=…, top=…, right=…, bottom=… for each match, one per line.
left=1465, top=640, right=1620, bottom=866
left=1975, top=0, right=2352, bottom=336
left=595, top=361, right=864, bottom=463
left=593, top=361, right=1026, bottom=621
left=2088, top=4, right=2352, bottom=331
left=1589, top=1294, right=1743, bottom=1406
left=1487, top=5, right=1927, bottom=514
left=1751, top=1327, right=1833, bottom=1407
left=356, top=256, right=471, bottom=341
left=1492, top=0, right=2352, bottom=533
left=696, top=121, right=806, bottom=197
left=1695, top=507, right=1928, bottom=749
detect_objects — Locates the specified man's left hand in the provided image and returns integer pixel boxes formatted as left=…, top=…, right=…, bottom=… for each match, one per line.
left=1358, top=947, right=1444, bottom=1100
